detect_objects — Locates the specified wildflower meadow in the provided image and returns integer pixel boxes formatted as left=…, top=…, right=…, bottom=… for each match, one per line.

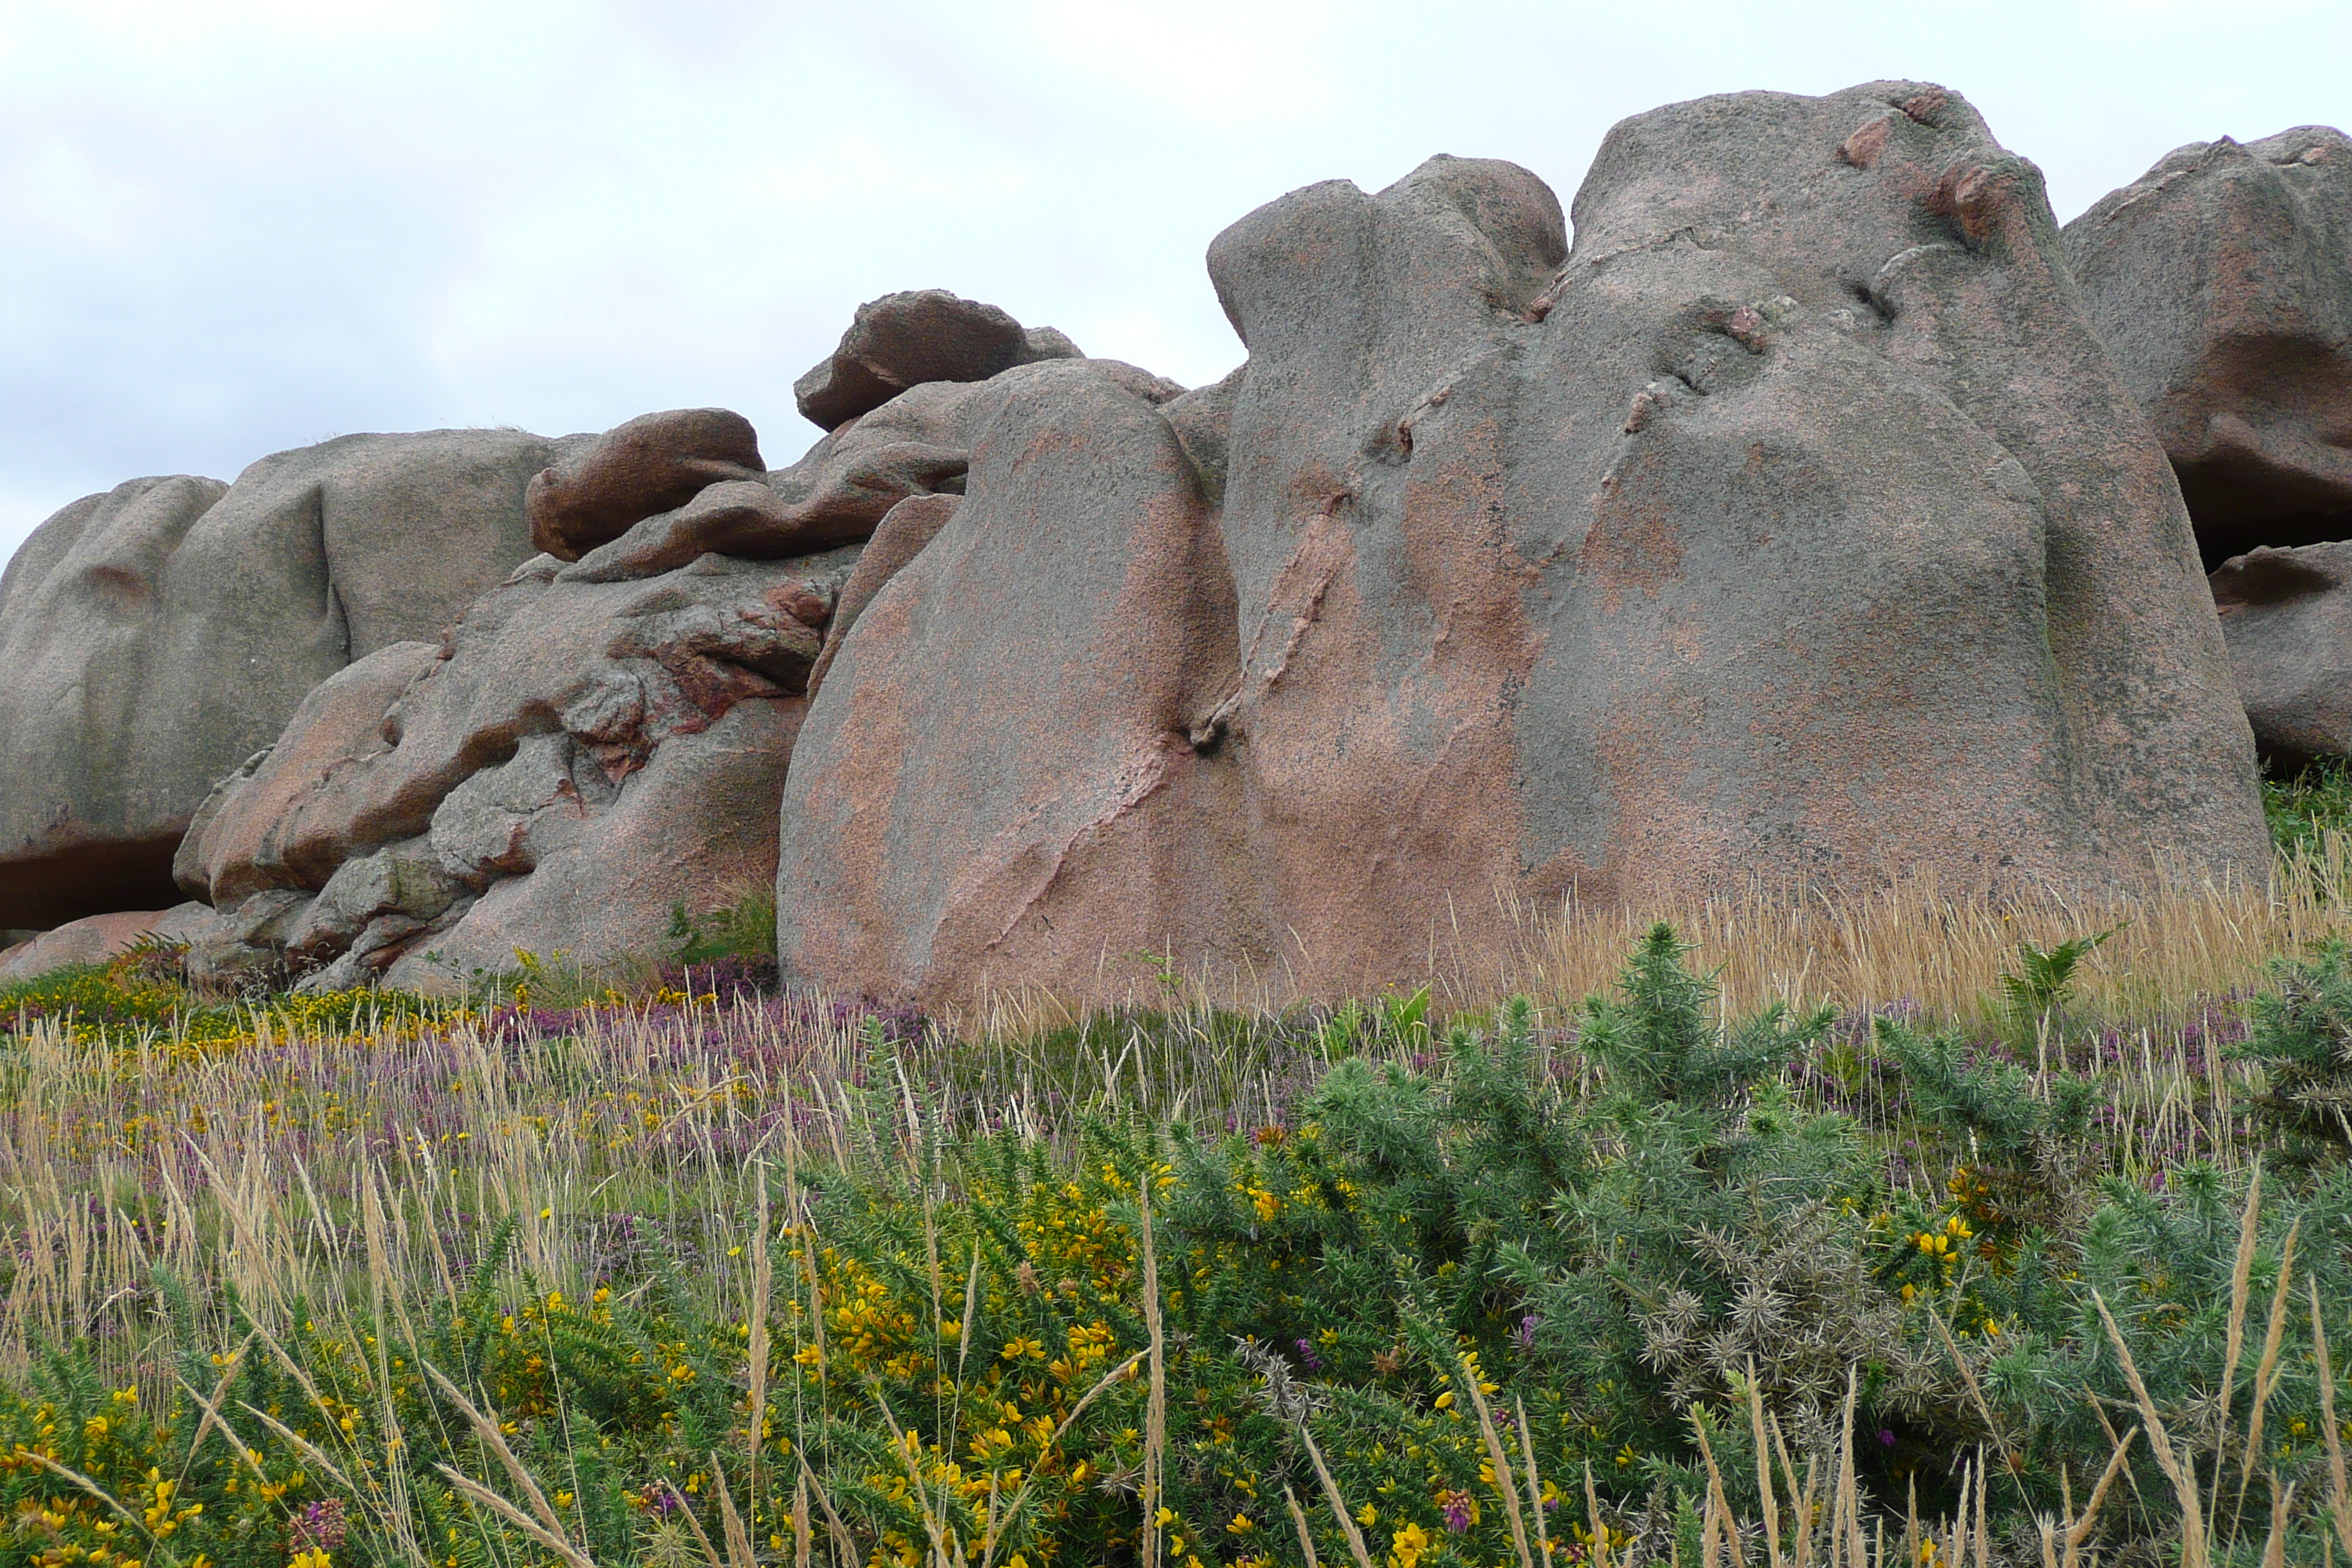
left=12, top=779, right=2352, bottom=1565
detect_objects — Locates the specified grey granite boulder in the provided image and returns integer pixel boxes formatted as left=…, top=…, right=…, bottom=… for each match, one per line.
left=0, top=430, right=557, bottom=929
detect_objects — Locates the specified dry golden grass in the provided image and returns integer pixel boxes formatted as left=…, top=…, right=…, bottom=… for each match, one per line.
left=970, top=833, right=2352, bottom=1037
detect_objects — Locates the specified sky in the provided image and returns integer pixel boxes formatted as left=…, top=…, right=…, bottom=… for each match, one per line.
left=4, top=0, right=2348, bottom=570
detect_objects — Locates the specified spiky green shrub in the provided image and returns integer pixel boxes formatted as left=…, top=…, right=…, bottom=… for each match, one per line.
left=2233, top=939, right=2352, bottom=1161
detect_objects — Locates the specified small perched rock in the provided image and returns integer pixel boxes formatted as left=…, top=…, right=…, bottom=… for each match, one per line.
left=794, top=290, right=1083, bottom=431
left=526, top=408, right=766, bottom=561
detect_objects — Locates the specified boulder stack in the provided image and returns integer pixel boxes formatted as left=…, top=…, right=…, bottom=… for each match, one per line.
left=2067, top=127, right=2352, bottom=569
left=1, top=89, right=2308, bottom=1004
left=166, top=411, right=864, bottom=991
left=780, top=83, right=2271, bottom=1000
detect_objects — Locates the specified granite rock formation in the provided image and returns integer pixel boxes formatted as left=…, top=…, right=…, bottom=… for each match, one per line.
left=0, top=89, right=2298, bottom=1004
left=2067, top=127, right=2352, bottom=570
left=0, top=431, right=562, bottom=930
left=2067, top=127, right=2352, bottom=765
left=779, top=84, right=2270, bottom=1002
left=167, top=412, right=859, bottom=991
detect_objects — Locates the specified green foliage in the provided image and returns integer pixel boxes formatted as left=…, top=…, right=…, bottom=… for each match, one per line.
left=0, top=954, right=454, bottom=1046
left=1992, top=925, right=2117, bottom=1046
left=12, top=927, right=2352, bottom=1562
left=2265, top=758, right=2352, bottom=856
left=1311, top=985, right=1433, bottom=1058
left=2233, top=937, right=2352, bottom=1158
left=1580, top=924, right=1836, bottom=1110
left=1874, top=1017, right=2096, bottom=1164
left=666, top=889, right=778, bottom=968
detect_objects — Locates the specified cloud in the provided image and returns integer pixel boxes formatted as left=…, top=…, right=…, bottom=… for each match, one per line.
left=2, top=0, right=2347, bottom=571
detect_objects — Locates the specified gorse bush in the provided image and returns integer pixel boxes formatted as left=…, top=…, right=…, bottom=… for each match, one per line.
left=12, top=923, right=2352, bottom=1562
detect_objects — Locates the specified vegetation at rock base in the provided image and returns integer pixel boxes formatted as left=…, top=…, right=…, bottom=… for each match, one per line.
left=2266, top=761, right=2352, bottom=863
left=12, top=828, right=2352, bottom=1562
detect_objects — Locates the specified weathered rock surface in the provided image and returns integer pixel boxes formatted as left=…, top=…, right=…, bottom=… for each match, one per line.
left=527, top=409, right=764, bottom=561
left=779, top=85, right=2269, bottom=1004
left=557, top=363, right=1177, bottom=586
left=173, top=543, right=850, bottom=990
left=1, top=85, right=2290, bottom=1008
left=2067, top=127, right=2352, bottom=568
left=2210, top=541, right=2352, bottom=769
left=804, top=494, right=961, bottom=697
left=138, top=410, right=874, bottom=988
left=1210, top=88, right=2264, bottom=986
left=778, top=361, right=1259, bottom=998
left=794, top=290, right=1085, bottom=431
left=0, top=431, right=558, bottom=930
left=0, top=476, right=227, bottom=926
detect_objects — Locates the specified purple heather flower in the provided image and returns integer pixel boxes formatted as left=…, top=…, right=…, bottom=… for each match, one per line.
left=1294, top=1338, right=1322, bottom=1371
left=1514, top=1313, right=1542, bottom=1351
left=294, top=1497, right=348, bottom=1550
left=1441, top=1490, right=1473, bottom=1534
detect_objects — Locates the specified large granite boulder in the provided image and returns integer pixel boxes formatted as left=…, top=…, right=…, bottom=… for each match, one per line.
left=778, top=84, right=2269, bottom=1004
left=2066, top=127, right=2352, bottom=568
left=1207, top=88, right=2262, bottom=986
left=0, top=431, right=562, bottom=930
left=777, top=361, right=1262, bottom=999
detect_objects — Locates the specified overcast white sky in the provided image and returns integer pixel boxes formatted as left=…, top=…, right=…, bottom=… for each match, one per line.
left=4, top=0, right=2347, bottom=570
